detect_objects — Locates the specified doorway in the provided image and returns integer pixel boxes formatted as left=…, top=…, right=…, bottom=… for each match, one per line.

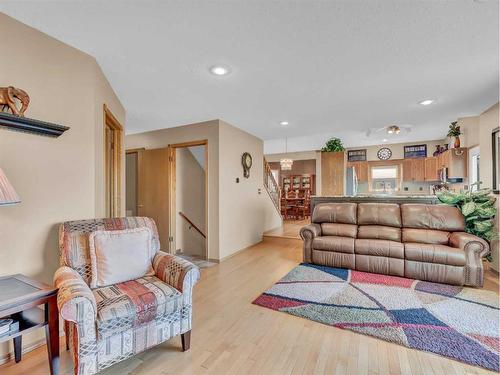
left=468, top=145, right=480, bottom=190
left=103, top=104, right=123, bottom=218
left=170, top=140, right=208, bottom=261
left=125, top=140, right=208, bottom=260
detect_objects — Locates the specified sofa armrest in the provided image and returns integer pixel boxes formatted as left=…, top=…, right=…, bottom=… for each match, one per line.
left=449, top=232, right=490, bottom=258
left=299, top=223, right=321, bottom=263
left=449, top=232, right=489, bottom=287
left=153, top=251, right=200, bottom=305
left=54, top=267, right=97, bottom=323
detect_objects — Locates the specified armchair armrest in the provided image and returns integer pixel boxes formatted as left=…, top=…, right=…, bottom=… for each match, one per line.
left=153, top=251, right=200, bottom=305
left=449, top=232, right=490, bottom=287
left=54, top=266, right=97, bottom=323
left=299, top=223, right=322, bottom=263
left=449, top=232, right=490, bottom=258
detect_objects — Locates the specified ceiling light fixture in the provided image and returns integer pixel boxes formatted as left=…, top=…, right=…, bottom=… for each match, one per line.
left=280, top=121, right=289, bottom=126
left=382, top=139, right=388, bottom=142
left=386, top=125, right=401, bottom=134
left=209, top=65, right=230, bottom=76
left=418, top=99, right=434, bottom=106
left=280, top=138, right=293, bottom=171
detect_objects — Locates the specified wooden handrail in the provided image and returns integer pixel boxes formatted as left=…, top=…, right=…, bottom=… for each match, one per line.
left=263, top=157, right=282, bottom=216
left=179, top=212, right=206, bottom=238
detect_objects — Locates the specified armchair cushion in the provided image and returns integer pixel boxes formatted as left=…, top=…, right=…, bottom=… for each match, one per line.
left=89, top=227, right=155, bottom=288
left=93, top=275, right=182, bottom=339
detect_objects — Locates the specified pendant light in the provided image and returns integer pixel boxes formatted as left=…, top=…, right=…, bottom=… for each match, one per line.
left=280, top=138, right=293, bottom=170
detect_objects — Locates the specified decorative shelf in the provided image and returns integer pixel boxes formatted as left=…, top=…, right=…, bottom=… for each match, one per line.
left=0, top=112, right=69, bottom=138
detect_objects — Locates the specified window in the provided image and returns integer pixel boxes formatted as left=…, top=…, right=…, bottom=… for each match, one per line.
left=370, top=165, right=399, bottom=193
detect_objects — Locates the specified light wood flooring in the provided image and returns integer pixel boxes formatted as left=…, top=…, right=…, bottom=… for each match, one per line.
left=1, top=237, right=498, bottom=375
left=263, top=219, right=310, bottom=239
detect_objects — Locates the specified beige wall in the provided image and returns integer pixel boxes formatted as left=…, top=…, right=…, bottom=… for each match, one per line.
left=126, top=119, right=282, bottom=261
left=218, top=120, right=282, bottom=259
left=175, top=147, right=206, bottom=257
left=457, top=116, right=480, bottom=148
left=0, top=13, right=125, bottom=359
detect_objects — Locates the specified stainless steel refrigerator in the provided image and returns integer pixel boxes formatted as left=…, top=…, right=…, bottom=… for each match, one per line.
left=345, top=166, right=358, bottom=196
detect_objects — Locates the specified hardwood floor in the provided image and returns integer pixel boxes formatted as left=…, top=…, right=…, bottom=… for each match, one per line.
left=263, top=219, right=310, bottom=239
left=1, top=237, right=498, bottom=375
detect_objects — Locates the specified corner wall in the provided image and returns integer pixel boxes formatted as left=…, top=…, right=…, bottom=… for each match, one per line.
left=0, top=13, right=125, bottom=359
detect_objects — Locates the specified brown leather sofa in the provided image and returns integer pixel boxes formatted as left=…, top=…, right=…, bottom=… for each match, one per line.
left=300, top=203, right=490, bottom=287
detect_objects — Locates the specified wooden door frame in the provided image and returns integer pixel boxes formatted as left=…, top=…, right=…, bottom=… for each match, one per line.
left=103, top=104, right=124, bottom=218
left=125, top=148, right=144, bottom=215
left=169, top=139, right=209, bottom=260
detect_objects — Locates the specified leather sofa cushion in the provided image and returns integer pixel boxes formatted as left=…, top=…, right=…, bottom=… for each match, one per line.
left=405, top=260, right=465, bottom=286
left=405, top=243, right=466, bottom=266
left=401, top=204, right=465, bottom=231
left=312, top=236, right=355, bottom=253
left=321, top=223, right=357, bottom=238
left=402, top=228, right=450, bottom=245
left=312, top=250, right=355, bottom=269
left=355, top=239, right=404, bottom=258
left=358, top=225, right=401, bottom=242
left=356, top=255, right=404, bottom=277
left=312, top=203, right=357, bottom=224
left=357, top=203, right=402, bottom=227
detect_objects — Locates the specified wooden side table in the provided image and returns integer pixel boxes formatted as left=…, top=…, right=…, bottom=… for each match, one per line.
left=0, top=274, right=59, bottom=375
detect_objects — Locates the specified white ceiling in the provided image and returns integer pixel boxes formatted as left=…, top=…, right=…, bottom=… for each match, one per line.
left=1, top=0, right=498, bottom=153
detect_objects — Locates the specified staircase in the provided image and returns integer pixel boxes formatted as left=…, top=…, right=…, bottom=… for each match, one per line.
left=263, top=158, right=281, bottom=216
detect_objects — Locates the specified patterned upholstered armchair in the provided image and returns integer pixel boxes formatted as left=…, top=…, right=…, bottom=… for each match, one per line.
left=54, top=217, right=200, bottom=375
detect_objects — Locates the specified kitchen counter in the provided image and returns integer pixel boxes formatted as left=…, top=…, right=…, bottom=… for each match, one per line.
left=311, top=195, right=439, bottom=212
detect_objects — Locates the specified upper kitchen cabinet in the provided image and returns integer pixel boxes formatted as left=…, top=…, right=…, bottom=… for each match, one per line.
left=347, top=161, right=369, bottom=182
left=424, top=157, right=439, bottom=181
left=411, top=158, right=425, bottom=181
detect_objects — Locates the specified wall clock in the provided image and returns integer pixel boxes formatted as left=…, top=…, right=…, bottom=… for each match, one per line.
left=377, top=147, right=392, bottom=160
left=242, top=152, right=252, bottom=178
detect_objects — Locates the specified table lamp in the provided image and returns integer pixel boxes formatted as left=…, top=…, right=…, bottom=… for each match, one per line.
left=0, top=167, right=21, bottom=205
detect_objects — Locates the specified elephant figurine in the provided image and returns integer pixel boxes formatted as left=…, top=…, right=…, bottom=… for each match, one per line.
left=0, top=86, right=30, bottom=116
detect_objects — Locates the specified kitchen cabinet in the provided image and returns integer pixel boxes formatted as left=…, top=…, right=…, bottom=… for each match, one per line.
left=402, top=159, right=413, bottom=182
left=347, top=161, right=368, bottom=182
left=402, top=158, right=427, bottom=182
left=321, top=151, right=346, bottom=196
left=424, top=157, right=439, bottom=181
left=411, top=158, right=425, bottom=181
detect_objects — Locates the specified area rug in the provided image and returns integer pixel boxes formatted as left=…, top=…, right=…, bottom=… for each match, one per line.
left=253, top=263, right=500, bottom=371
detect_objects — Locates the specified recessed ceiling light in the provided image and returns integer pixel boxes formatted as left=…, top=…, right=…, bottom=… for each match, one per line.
left=418, top=99, right=434, bottom=106
left=382, top=139, right=388, bottom=142
left=280, top=121, right=289, bottom=126
left=209, top=65, right=230, bottom=76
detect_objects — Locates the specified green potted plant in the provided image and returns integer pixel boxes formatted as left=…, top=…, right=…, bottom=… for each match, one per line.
left=447, top=121, right=462, bottom=148
left=437, top=182, right=497, bottom=261
left=321, top=137, right=345, bottom=152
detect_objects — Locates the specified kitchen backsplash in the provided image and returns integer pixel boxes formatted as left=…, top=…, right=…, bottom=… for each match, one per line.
left=357, top=181, right=468, bottom=195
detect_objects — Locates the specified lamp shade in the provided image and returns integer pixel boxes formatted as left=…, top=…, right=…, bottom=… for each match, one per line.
left=0, top=168, right=21, bottom=205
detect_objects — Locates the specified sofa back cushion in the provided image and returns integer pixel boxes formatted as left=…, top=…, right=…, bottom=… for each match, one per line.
left=401, top=204, right=465, bottom=231
left=402, top=228, right=450, bottom=245
left=89, top=227, right=155, bottom=288
left=357, top=203, right=402, bottom=227
left=358, top=225, right=401, bottom=242
left=312, top=203, right=357, bottom=224
left=59, top=217, right=160, bottom=285
left=321, top=223, right=358, bottom=238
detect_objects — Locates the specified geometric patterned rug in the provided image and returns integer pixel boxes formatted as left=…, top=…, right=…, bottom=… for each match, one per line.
left=253, top=263, right=500, bottom=372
